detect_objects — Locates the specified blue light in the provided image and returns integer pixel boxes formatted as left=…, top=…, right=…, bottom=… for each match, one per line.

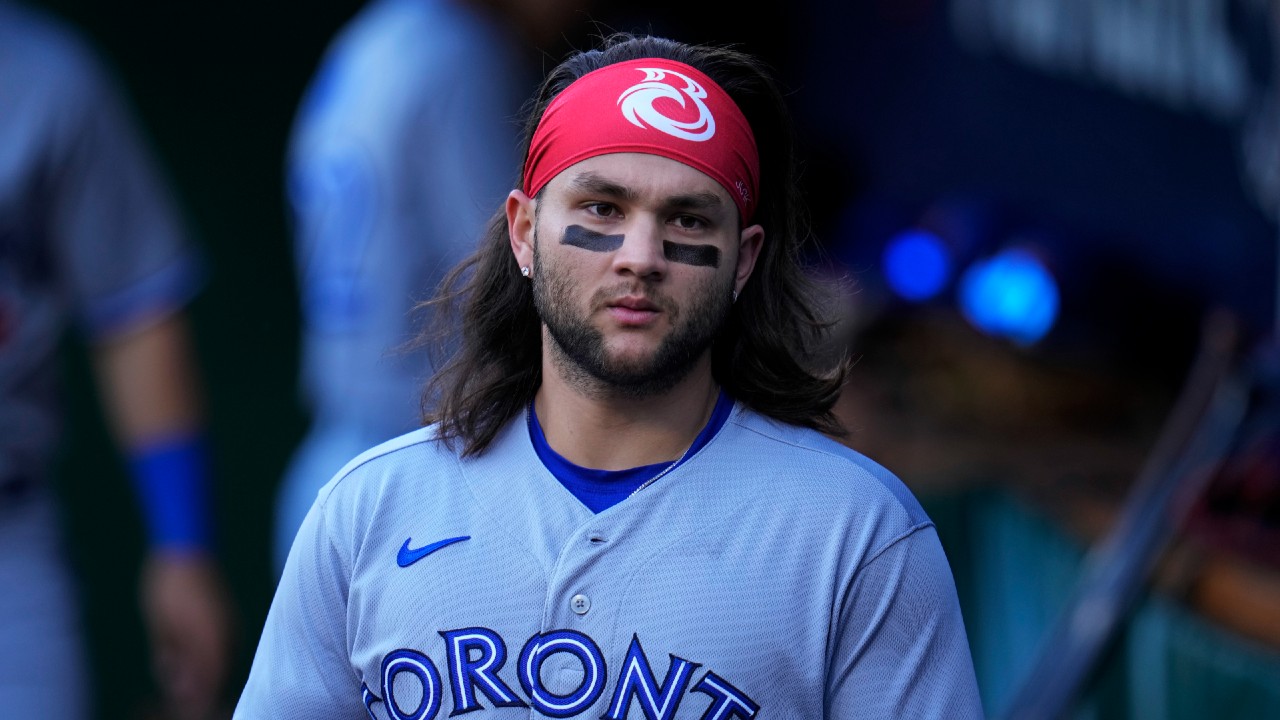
left=882, top=229, right=952, bottom=301
left=958, top=248, right=1059, bottom=345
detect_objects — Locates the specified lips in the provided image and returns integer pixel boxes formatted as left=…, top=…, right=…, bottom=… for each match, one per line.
left=605, top=295, right=662, bottom=325
left=610, top=296, right=659, bottom=312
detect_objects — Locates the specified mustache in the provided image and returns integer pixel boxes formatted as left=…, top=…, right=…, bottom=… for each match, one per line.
left=589, top=282, right=674, bottom=313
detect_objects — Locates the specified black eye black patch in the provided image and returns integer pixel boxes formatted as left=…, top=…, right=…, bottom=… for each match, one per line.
left=559, top=224, right=720, bottom=268
left=561, top=224, right=622, bottom=252
left=663, top=241, right=720, bottom=268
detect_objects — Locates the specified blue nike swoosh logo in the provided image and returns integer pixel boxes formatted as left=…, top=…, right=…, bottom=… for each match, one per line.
left=397, top=535, right=470, bottom=567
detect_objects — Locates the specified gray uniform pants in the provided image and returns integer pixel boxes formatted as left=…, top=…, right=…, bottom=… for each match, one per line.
left=0, top=489, right=89, bottom=718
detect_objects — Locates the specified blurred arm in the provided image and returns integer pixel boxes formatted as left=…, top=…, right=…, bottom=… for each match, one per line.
left=91, top=310, right=233, bottom=720
left=92, top=310, right=202, bottom=445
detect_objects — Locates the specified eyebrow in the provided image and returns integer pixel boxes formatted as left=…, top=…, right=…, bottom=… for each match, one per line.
left=663, top=192, right=725, bottom=213
left=565, top=172, right=726, bottom=214
left=565, top=172, right=637, bottom=202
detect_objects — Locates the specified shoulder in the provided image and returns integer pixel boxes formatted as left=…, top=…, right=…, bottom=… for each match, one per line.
left=295, top=0, right=516, bottom=125
left=348, top=0, right=519, bottom=76
left=300, top=419, right=532, bottom=562
left=715, top=404, right=932, bottom=530
left=1, top=3, right=87, bottom=65
left=0, top=3, right=114, bottom=106
left=315, top=424, right=456, bottom=506
left=310, top=419, right=536, bottom=513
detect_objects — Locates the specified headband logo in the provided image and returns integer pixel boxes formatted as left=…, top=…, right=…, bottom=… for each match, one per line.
left=617, top=68, right=716, bottom=142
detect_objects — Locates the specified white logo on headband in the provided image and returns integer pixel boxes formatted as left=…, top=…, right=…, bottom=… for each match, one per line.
left=618, top=68, right=716, bottom=142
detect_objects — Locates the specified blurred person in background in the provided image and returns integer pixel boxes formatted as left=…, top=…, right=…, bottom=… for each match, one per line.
left=274, top=0, right=592, bottom=575
left=0, top=2, right=231, bottom=717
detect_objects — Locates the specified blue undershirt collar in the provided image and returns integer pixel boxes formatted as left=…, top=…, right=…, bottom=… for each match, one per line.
left=528, top=389, right=734, bottom=513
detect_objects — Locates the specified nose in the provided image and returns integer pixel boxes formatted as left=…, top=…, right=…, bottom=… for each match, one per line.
left=610, top=216, right=668, bottom=280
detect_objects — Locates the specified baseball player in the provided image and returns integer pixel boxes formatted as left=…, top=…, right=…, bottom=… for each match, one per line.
left=0, top=2, right=230, bottom=716
left=236, top=32, right=983, bottom=719
left=275, top=0, right=586, bottom=575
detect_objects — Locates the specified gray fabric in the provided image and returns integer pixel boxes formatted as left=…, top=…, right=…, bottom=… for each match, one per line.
left=238, top=404, right=983, bottom=718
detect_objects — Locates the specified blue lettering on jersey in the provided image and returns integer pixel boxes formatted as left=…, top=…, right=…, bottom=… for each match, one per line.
left=692, top=671, right=760, bottom=720
left=381, top=649, right=443, bottom=720
left=604, top=634, right=701, bottom=720
left=361, top=682, right=380, bottom=720
left=518, top=629, right=608, bottom=717
left=439, top=627, right=526, bottom=712
left=360, top=629, right=759, bottom=719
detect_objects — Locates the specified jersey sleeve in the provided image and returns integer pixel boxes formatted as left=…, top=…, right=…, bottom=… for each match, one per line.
left=826, top=525, right=986, bottom=719
left=47, top=49, right=202, bottom=341
left=234, top=490, right=368, bottom=718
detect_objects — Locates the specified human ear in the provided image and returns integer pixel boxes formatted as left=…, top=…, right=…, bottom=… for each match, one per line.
left=507, top=189, right=536, bottom=272
left=733, top=224, right=765, bottom=295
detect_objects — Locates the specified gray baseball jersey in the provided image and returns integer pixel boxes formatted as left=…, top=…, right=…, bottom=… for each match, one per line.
left=236, top=403, right=984, bottom=719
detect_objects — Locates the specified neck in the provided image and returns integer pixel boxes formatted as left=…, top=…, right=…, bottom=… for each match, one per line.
left=534, top=354, right=720, bottom=471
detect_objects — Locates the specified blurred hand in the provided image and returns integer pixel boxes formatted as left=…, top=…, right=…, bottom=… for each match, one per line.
left=140, top=552, right=233, bottom=720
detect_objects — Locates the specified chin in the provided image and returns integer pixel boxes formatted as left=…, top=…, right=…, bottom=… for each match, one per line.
left=602, top=334, right=663, bottom=360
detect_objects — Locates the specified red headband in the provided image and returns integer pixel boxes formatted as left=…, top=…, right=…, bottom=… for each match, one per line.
left=523, top=58, right=760, bottom=222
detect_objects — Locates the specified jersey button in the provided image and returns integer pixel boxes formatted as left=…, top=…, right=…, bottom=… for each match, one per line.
left=570, top=594, right=591, bottom=615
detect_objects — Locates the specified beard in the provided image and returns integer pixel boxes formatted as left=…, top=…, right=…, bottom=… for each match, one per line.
left=531, top=236, right=734, bottom=398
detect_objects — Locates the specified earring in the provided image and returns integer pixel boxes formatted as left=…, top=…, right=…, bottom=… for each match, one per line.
left=732, top=289, right=739, bottom=303
left=521, top=266, right=531, bottom=278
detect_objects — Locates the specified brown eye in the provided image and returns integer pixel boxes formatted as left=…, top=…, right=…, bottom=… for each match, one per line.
left=672, top=214, right=706, bottom=231
left=587, top=203, right=619, bottom=219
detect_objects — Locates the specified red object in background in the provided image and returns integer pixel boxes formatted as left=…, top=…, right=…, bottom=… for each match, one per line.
left=0, top=298, right=12, bottom=348
left=1186, top=427, right=1280, bottom=573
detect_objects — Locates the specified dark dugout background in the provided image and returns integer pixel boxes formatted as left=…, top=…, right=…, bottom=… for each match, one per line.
left=26, top=0, right=1279, bottom=716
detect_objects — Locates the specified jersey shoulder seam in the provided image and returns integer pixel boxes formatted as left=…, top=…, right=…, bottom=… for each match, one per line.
left=314, top=426, right=444, bottom=506
left=857, top=521, right=938, bottom=575
left=728, top=409, right=895, bottom=476
left=727, top=407, right=931, bottom=525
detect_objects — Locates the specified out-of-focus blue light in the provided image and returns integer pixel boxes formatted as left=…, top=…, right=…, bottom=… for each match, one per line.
left=959, top=248, right=1059, bottom=345
left=882, top=229, right=952, bottom=301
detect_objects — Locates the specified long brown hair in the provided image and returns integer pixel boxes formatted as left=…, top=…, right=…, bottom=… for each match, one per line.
left=419, top=33, right=848, bottom=456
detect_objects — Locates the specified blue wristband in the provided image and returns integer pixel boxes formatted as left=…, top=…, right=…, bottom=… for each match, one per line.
left=126, top=433, right=213, bottom=551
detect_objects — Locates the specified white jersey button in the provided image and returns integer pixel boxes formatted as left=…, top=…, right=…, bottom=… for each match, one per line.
left=570, top=594, right=591, bottom=615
